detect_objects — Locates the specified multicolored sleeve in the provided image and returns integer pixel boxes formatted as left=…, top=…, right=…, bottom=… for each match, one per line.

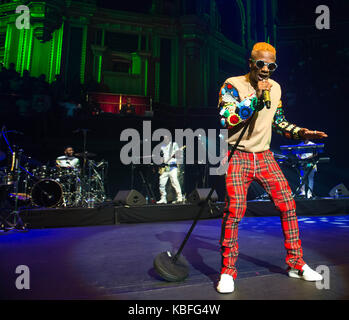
left=218, top=82, right=260, bottom=129
left=272, top=100, right=303, bottom=139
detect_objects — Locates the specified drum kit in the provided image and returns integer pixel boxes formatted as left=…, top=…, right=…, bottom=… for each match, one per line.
left=1, top=152, right=108, bottom=209
left=0, top=128, right=108, bottom=210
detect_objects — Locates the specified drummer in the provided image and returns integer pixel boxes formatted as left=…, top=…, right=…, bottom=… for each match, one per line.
left=56, top=146, right=80, bottom=168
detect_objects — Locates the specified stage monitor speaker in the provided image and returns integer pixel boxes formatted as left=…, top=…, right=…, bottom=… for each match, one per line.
left=329, top=183, right=349, bottom=197
left=188, top=188, right=218, bottom=205
left=113, top=189, right=146, bottom=206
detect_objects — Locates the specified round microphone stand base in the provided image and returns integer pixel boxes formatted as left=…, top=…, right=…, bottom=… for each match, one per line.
left=153, top=251, right=189, bottom=282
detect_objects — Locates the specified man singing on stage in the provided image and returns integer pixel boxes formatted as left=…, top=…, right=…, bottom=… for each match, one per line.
left=217, top=42, right=328, bottom=293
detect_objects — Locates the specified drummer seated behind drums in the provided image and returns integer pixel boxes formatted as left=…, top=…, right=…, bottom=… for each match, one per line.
left=56, top=146, right=80, bottom=168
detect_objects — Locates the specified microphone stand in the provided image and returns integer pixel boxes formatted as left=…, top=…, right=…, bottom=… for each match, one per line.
left=74, top=128, right=92, bottom=207
left=6, top=148, right=26, bottom=231
left=153, top=108, right=258, bottom=282
left=12, top=149, right=22, bottom=224
left=0, top=127, right=27, bottom=231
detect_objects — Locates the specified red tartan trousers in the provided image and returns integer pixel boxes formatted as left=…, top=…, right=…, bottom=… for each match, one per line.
left=220, top=149, right=305, bottom=279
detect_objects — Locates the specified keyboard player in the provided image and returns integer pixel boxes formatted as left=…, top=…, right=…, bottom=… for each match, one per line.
left=296, top=140, right=317, bottom=198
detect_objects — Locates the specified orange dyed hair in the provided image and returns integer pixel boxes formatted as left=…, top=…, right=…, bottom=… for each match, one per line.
left=251, top=42, right=276, bottom=56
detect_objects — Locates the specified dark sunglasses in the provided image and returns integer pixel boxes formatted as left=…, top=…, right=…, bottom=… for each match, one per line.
left=251, top=59, right=278, bottom=71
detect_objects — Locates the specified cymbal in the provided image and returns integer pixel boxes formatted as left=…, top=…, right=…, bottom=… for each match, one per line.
left=75, top=152, right=96, bottom=158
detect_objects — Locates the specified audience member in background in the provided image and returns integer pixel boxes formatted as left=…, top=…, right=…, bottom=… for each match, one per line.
left=60, top=98, right=77, bottom=117
left=120, top=97, right=136, bottom=115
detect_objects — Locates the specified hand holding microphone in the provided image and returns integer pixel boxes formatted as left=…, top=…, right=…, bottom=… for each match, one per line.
left=257, top=79, right=272, bottom=109
left=263, top=88, right=271, bottom=109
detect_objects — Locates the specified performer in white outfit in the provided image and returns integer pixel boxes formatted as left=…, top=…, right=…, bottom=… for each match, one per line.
left=157, top=136, right=183, bottom=204
left=56, top=146, right=80, bottom=168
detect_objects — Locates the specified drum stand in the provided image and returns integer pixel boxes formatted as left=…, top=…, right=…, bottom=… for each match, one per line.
left=79, top=159, right=105, bottom=207
left=131, top=164, right=156, bottom=203
left=2, top=149, right=27, bottom=231
left=87, top=161, right=107, bottom=203
left=74, top=128, right=94, bottom=207
left=139, top=168, right=156, bottom=203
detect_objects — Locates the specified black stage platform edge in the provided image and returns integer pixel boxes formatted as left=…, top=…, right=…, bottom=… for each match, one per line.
left=115, top=197, right=349, bottom=223
left=246, top=197, right=349, bottom=217
left=19, top=206, right=116, bottom=229
left=114, top=203, right=222, bottom=224
left=18, top=198, right=349, bottom=228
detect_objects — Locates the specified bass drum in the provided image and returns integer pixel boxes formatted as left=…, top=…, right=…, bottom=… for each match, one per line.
left=31, top=179, right=63, bottom=207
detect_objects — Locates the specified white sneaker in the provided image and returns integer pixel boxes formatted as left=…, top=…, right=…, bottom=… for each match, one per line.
left=156, top=198, right=167, bottom=204
left=216, top=274, right=235, bottom=293
left=173, top=197, right=183, bottom=204
left=288, top=264, right=323, bottom=281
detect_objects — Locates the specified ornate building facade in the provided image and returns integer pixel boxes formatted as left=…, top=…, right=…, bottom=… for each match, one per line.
left=0, top=0, right=278, bottom=108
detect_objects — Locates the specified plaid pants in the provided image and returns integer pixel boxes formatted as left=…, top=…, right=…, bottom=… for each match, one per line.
left=220, top=149, right=305, bottom=279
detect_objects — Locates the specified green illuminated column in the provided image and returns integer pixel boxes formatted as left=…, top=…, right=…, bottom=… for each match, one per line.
left=48, top=23, right=64, bottom=82
left=131, top=52, right=141, bottom=74
left=17, top=28, right=34, bottom=75
left=48, top=29, right=55, bottom=82
left=55, top=22, right=64, bottom=76
left=144, top=57, right=148, bottom=97
left=24, top=28, right=34, bottom=73
left=4, top=23, right=32, bottom=75
left=91, top=44, right=106, bottom=83
left=16, top=28, right=25, bottom=73
left=80, top=24, right=88, bottom=84
left=3, top=24, right=13, bottom=68
left=90, top=27, right=105, bottom=83
left=153, top=35, right=160, bottom=103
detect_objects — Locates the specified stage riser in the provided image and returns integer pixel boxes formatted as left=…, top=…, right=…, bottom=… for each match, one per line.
left=20, top=207, right=116, bottom=229
left=18, top=198, right=349, bottom=228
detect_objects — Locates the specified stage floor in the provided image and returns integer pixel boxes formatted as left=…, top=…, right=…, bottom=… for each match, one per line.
left=1, top=214, right=349, bottom=300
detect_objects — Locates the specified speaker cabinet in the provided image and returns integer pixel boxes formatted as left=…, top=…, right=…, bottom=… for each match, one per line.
left=329, top=183, right=349, bottom=197
left=188, top=188, right=218, bottom=204
left=113, top=189, right=146, bottom=206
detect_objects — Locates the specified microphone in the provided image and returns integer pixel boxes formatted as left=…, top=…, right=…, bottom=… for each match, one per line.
left=263, top=90, right=271, bottom=109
